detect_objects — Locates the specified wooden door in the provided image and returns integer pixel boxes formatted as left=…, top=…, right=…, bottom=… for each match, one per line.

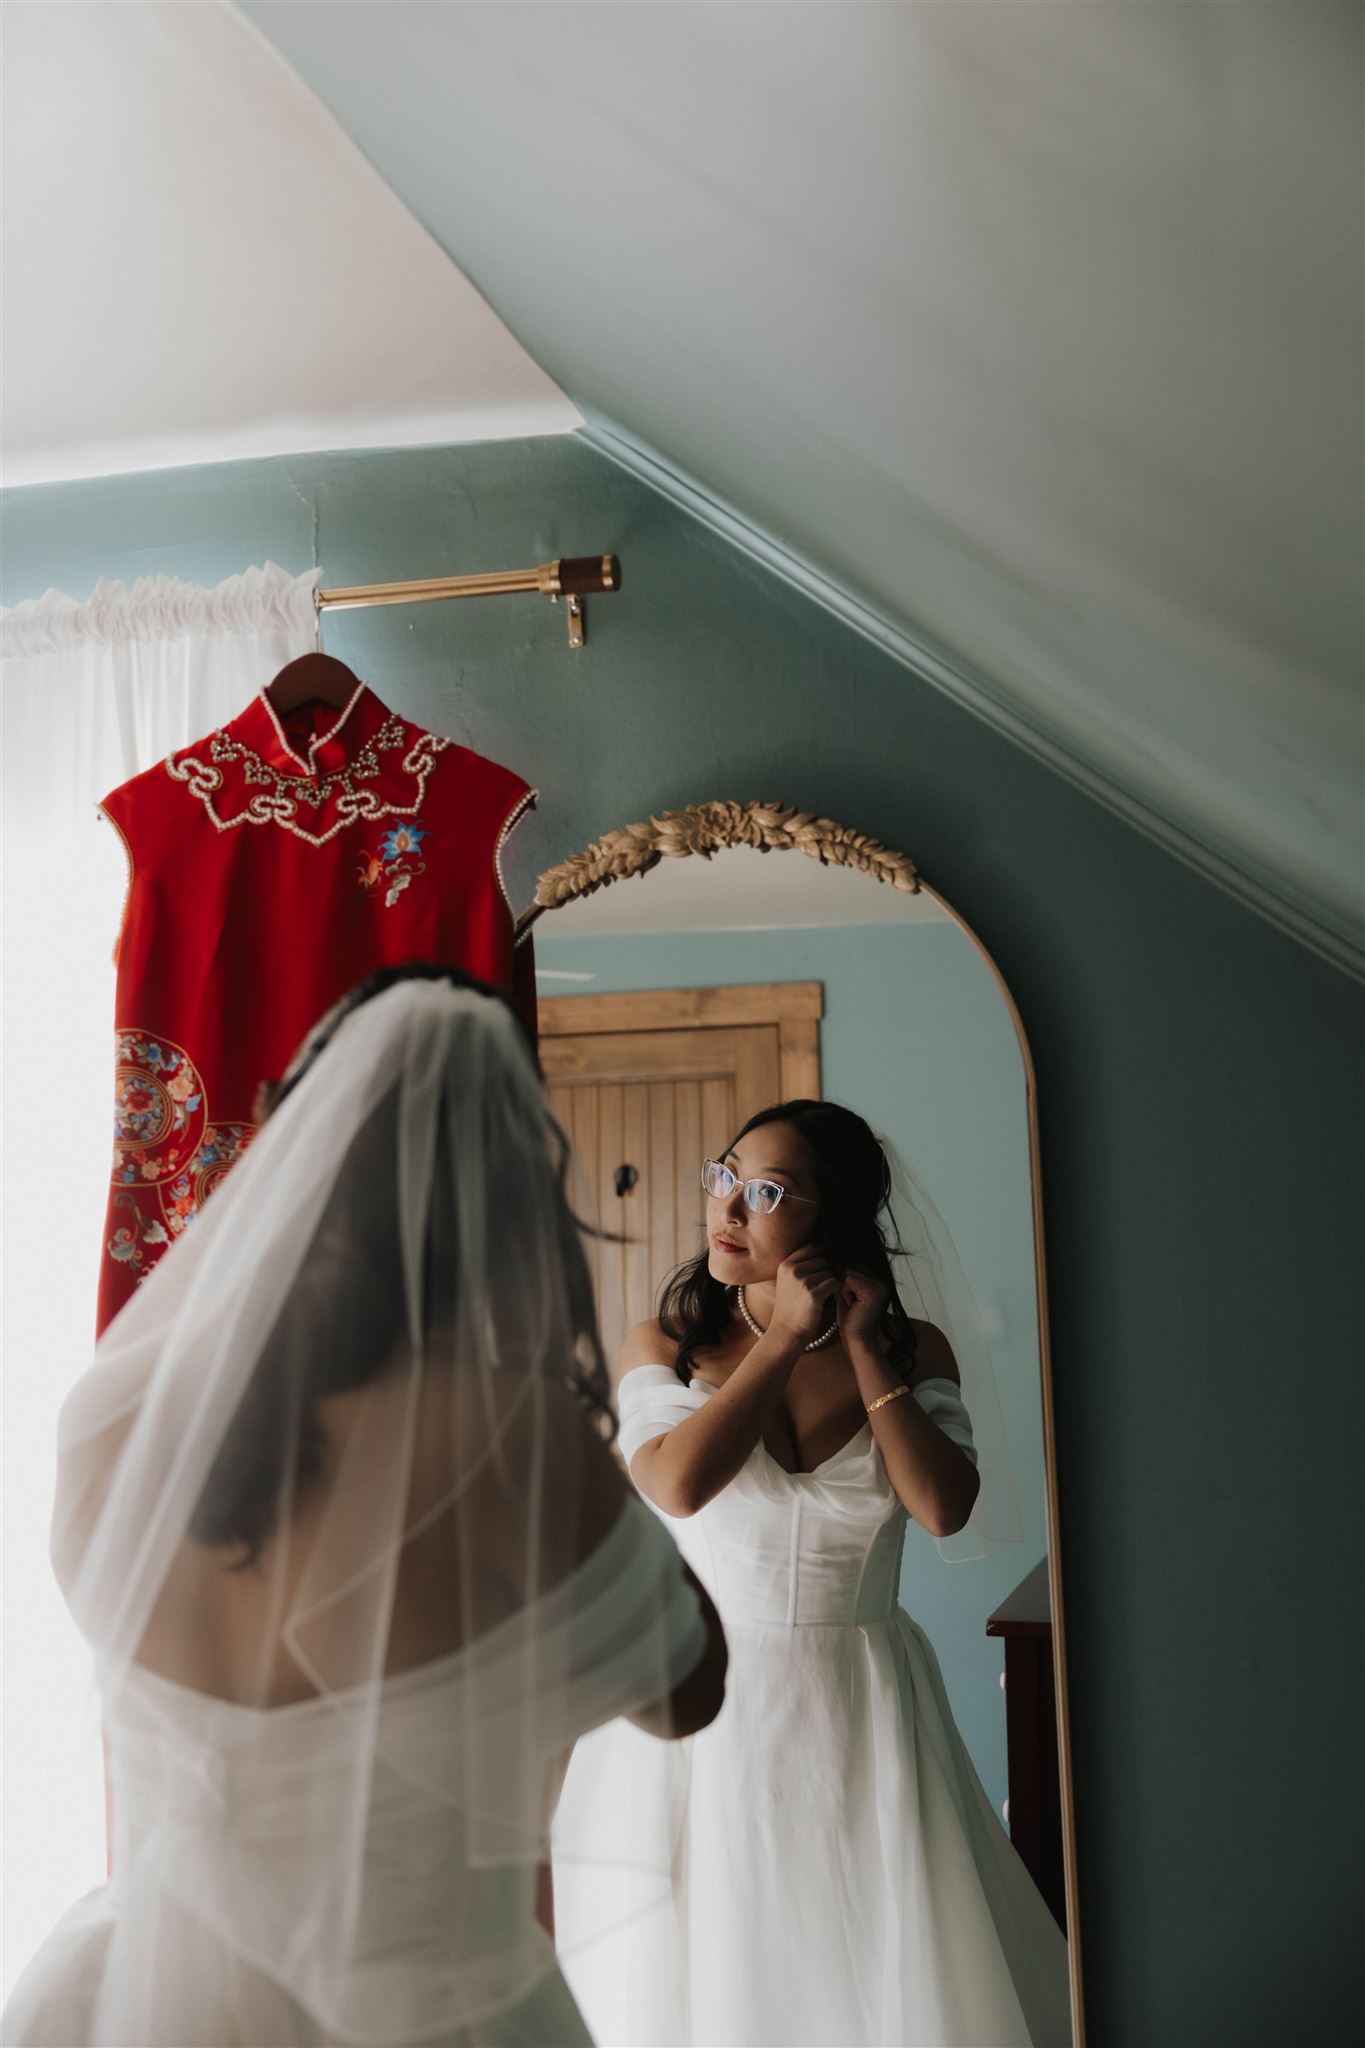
left=539, top=984, right=822, bottom=1378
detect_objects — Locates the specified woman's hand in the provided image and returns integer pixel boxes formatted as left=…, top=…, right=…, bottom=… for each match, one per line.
left=770, top=1244, right=841, bottom=1343
left=837, top=1269, right=891, bottom=1350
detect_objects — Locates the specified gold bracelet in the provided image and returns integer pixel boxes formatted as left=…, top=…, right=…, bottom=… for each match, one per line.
left=865, top=1384, right=912, bottom=1416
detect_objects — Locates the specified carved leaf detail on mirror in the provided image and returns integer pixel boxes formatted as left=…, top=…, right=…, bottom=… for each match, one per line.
left=517, top=798, right=920, bottom=936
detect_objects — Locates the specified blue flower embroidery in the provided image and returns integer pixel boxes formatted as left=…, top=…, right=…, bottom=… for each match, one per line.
left=379, top=823, right=430, bottom=864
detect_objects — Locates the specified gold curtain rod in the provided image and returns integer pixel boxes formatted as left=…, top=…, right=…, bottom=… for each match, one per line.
left=315, top=554, right=620, bottom=649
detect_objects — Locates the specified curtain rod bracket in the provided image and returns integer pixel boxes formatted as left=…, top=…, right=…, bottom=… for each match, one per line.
left=550, top=591, right=587, bottom=649
left=313, top=555, right=619, bottom=657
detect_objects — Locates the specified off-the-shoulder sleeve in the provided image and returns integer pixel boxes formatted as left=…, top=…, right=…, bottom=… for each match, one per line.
left=617, top=1362, right=710, bottom=1467
left=912, top=1377, right=979, bottom=1468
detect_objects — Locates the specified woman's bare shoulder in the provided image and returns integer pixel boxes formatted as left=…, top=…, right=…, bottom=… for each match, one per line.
left=905, top=1318, right=962, bottom=1388
left=618, top=1318, right=680, bottom=1379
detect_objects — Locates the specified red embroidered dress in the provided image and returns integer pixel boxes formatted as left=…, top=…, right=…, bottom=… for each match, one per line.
left=96, top=683, right=536, bottom=1334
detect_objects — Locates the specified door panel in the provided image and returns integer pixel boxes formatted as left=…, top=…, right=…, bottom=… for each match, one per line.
left=542, top=1016, right=787, bottom=1379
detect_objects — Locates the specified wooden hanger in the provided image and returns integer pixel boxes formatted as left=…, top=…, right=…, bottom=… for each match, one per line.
left=264, top=651, right=362, bottom=716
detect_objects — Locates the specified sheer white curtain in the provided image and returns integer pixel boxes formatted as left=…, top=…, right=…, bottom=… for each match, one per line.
left=0, top=562, right=317, bottom=1997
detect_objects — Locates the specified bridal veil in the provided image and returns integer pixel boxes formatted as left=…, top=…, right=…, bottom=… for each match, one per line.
left=34, top=977, right=701, bottom=2043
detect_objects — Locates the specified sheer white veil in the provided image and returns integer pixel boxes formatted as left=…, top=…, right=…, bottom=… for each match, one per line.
left=879, top=1133, right=1024, bottom=1561
left=863, top=1138, right=1023, bottom=1548
left=47, top=976, right=695, bottom=2042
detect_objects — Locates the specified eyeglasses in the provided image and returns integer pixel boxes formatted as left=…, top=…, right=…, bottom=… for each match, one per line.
left=700, top=1158, right=817, bottom=1217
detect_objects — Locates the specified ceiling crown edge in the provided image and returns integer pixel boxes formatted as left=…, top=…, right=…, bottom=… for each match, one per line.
left=577, top=413, right=1363, bottom=986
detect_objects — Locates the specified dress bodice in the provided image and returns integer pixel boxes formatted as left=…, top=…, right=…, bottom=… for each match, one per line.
left=617, top=1365, right=977, bottom=1630
left=91, top=1495, right=703, bottom=2044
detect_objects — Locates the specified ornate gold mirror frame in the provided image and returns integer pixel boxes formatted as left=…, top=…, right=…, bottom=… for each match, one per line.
left=520, top=800, right=1085, bottom=2046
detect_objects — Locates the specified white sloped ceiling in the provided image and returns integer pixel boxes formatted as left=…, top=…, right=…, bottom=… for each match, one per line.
left=0, top=1, right=579, bottom=485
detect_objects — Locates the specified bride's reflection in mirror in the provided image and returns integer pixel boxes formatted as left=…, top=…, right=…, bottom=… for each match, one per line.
left=541, top=813, right=1077, bottom=2047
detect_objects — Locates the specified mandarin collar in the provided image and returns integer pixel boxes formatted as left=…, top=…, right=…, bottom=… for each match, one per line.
left=234, top=681, right=391, bottom=779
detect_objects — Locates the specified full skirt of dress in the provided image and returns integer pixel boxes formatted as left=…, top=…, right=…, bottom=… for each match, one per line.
left=554, top=1607, right=1073, bottom=2048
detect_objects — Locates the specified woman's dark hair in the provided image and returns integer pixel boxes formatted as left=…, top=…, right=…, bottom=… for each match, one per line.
left=192, top=962, right=615, bottom=1567
left=658, top=1099, right=918, bottom=1386
left=252, top=960, right=539, bottom=1121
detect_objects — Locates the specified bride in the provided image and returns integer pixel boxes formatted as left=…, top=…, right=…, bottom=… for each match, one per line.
left=553, top=1098, right=1072, bottom=2048
left=2, top=966, right=726, bottom=2048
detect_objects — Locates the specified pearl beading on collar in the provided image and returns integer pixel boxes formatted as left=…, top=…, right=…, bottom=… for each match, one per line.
left=166, top=718, right=451, bottom=847
left=259, top=680, right=367, bottom=777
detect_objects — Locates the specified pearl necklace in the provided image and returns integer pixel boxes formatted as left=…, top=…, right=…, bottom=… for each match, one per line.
left=735, top=1285, right=838, bottom=1351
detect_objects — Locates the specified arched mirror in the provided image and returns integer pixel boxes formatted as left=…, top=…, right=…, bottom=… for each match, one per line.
left=523, top=800, right=1083, bottom=2048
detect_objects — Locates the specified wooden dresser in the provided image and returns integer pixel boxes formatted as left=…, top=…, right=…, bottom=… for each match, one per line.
left=986, top=1557, right=1066, bottom=1930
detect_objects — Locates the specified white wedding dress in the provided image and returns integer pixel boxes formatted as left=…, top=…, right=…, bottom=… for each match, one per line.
left=552, top=1366, right=1073, bottom=2048
left=2, top=1499, right=704, bottom=2048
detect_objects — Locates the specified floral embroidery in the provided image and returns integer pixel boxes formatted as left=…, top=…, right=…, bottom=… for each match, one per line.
left=166, top=716, right=451, bottom=847
left=358, top=818, right=432, bottom=909
left=112, top=1032, right=207, bottom=1185
left=107, top=1194, right=169, bottom=1274
left=380, top=822, right=430, bottom=862
left=161, top=1125, right=255, bottom=1237
left=107, top=1033, right=256, bottom=1280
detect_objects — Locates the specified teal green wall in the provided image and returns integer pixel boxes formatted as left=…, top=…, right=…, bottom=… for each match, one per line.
left=4, top=437, right=1361, bottom=2041
left=535, top=919, right=1042, bottom=1822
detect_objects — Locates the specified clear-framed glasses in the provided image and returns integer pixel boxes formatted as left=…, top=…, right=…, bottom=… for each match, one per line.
left=700, top=1158, right=817, bottom=1217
